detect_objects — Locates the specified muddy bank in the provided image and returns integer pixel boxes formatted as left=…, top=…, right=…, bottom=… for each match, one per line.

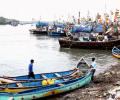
left=42, top=62, right=120, bottom=100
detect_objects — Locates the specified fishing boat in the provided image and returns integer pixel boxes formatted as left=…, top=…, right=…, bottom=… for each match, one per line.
left=48, top=27, right=66, bottom=36
left=29, top=21, right=49, bottom=35
left=59, top=37, right=120, bottom=49
left=0, top=58, right=94, bottom=100
left=0, top=69, right=76, bottom=84
left=29, top=28, right=48, bottom=35
left=48, top=23, right=66, bottom=36
left=112, top=46, right=120, bottom=58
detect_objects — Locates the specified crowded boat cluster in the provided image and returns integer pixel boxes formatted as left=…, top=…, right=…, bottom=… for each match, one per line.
left=29, top=9, right=120, bottom=42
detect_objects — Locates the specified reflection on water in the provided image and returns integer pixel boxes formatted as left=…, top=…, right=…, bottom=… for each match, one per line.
left=0, top=25, right=119, bottom=76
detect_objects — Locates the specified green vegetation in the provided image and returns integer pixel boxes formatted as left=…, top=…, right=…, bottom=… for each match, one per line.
left=0, top=17, right=9, bottom=25
left=0, top=17, right=19, bottom=25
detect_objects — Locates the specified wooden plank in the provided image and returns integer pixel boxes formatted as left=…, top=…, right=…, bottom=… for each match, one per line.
left=0, top=78, right=16, bottom=83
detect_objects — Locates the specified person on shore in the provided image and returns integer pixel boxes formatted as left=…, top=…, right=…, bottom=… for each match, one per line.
left=28, top=59, right=35, bottom=79
left=90, top=57, right=96, bottom=81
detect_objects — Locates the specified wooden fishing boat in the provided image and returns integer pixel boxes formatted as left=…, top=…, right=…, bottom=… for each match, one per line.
left=29, top=21, right=49, bottom=35
left=29, top=28, right=48, bottom=35
left=0, top=59, right=84, bottom=92
left=0, top=70, right=77, bottom=93
left=0, top=69, right=76, bottom=84
left=112, top=46, right=120, bottom=58
left=48, top=27, right=66, bottom=36
left=59, top=37, right=120, bottom=49
left=0, top=58, right=94, bottom=100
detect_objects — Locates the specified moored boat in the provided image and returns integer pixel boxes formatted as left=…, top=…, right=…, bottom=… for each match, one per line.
left=0, top=69, right=76, bottom=84
left=59, top=37, right=120, bottom=49
left=48, top=23, right=66, bottom=36
left=48, top=28, right=66, bottom=36
left=29, top=21, right=49, bottom=35
left=29, top=28, right=48, bottom=35
left=0, top=58, right=94, bottom=100
left=112, top=46, right=120, bottom=58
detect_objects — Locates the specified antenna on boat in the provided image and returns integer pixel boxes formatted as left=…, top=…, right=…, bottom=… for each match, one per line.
left=105, top=0, right=107, bottom=13
left=78, top=11, right=80, bottom=24
left=87, top=10, right=90, bottom=21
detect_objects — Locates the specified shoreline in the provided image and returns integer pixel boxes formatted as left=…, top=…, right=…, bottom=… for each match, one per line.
left=43, top=62, right=120, bottom=100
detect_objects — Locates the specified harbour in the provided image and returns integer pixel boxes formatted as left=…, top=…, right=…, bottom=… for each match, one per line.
left=0, top=25, right=118, bottom=77
left=0, top=0, right=120, bottom=99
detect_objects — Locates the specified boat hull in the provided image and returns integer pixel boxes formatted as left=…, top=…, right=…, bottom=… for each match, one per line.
left=29, top=29, right=48, bottom=35
left=59, top=38, right=120, bottom=49
left=0, top=70, right=93, bottom=100
left=48, top=32, right=66, bottom=36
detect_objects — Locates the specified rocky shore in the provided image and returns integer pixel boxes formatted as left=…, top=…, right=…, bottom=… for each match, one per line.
left=42, top=62, right=120, bottom=100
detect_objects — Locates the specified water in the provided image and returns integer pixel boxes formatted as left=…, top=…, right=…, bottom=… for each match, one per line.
left=0, top=25, right=119, bottom=76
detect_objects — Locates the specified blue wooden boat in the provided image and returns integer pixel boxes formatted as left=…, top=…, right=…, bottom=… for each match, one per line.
left=112, top=46, right=120, bottom=58
left=48, top=31, right=66, bottom=36
left=48, top=27, right=66, bottom=36
left=0, top=69, right=75, bottom=83
left=0, top=58, right=94, bottom=100
left=48, top=22, right=66, bottom=36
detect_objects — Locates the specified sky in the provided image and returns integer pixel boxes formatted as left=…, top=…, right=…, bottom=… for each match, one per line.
left=0, top=0, right=120, bottom=21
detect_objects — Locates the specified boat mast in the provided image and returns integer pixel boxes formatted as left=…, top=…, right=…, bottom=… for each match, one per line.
left=78, top=11, right=80, bottom=24
left=105, top=0, right=107, bottom=13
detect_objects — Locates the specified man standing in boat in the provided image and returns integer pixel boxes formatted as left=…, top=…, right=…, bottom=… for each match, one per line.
left=28, top=59, right=35, bottom=79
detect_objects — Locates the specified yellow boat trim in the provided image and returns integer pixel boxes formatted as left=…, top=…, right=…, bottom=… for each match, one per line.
left=0, top=87, right=37, bottom=93
left=112, top=53, right=120, bottom=59
left=43, top=89, right=63, bottom=97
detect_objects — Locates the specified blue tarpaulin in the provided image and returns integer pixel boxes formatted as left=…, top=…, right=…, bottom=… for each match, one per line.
left=71, top=24, right=92, bottom=33
left=36, top=21, right=49, bottom=27
left=93, top=24, right=104, bottom=33
left=53, top=23, right=65, bottom=28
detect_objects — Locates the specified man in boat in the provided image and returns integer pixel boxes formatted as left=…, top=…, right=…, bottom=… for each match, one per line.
left=90, top=57, right=96, bottom=81
left=28, top=59, right=35, bottom=79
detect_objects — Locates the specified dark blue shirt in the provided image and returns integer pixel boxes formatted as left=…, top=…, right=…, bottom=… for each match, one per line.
left=29, top=63, right=33, bottom=72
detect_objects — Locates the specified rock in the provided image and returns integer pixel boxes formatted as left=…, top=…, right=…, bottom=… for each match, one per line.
left=104, top=72, right=111, bottom=76
left=63, top=94, right=79, bottom=100
left=103, top=92, right=110, bottom=97
left=115, top=81, right=120, bottom=86
left=110, top=71, right=116, bottom=75
left=117, top=71, right=120, bottom=75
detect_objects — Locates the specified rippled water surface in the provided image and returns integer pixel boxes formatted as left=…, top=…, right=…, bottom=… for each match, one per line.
left=0, top=25, right=119, bottom=76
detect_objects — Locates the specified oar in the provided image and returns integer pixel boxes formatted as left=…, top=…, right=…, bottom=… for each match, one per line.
left=0, top=76, right=15, bottom=80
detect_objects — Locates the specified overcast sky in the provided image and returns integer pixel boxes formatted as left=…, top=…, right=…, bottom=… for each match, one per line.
left=0, top=0, right=119, bottom=21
